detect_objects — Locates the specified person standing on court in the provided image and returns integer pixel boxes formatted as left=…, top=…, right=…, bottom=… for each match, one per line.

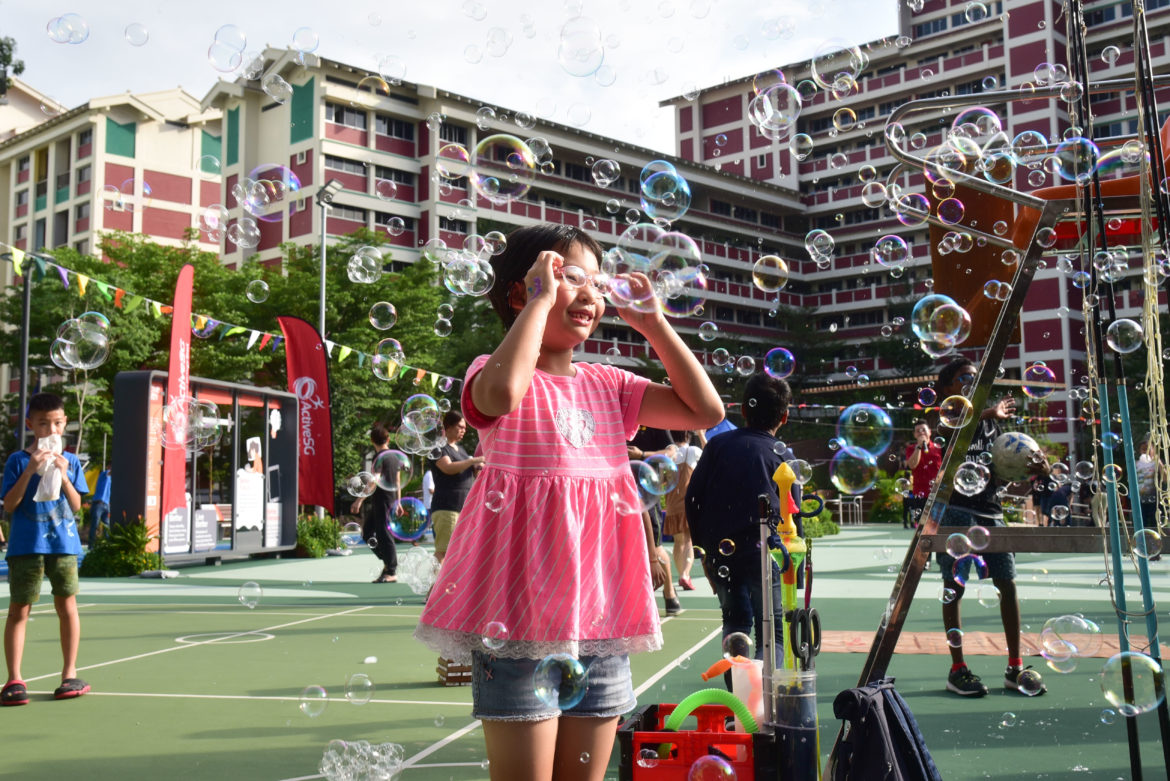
left=431, top=411, right=484, bottom=563
left=351, top=424, right=400, bottom=583
left=2, top=392, right=91, bottom=705
left=932, top=358, right=1050, bottom=698
left=903, top=419, right=941, bottom=529
left=87, top=464, right=112, bottom=547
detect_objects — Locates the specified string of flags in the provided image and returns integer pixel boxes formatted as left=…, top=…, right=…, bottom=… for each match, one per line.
left=0, top=243, right=461, bottom=393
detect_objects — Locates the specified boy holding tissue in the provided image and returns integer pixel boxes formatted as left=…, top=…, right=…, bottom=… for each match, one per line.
left=1, top=393, right=89, bottom=706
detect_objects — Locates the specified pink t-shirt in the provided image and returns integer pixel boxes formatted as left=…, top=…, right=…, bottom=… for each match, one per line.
left=414, top=355, right=663, bottom=662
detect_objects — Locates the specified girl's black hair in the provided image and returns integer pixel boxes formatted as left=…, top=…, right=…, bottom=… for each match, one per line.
left=487, top=224, right=605, bottom=329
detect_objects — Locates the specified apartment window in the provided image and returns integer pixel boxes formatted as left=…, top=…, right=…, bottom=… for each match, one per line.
left=714, top=306, right=734, bottom=322
left=74, top=239, right=88, bottom=255
left=375, top=115, right=415, bottom=140
left=855, top=106, right=875, bottom=121
left=709, top=199, right=731, bottom=216
left=330, top=204, right=367, bottom=222
left=75, top=202, right=90, bottom=221
left=14, top=224, right=27, bottom=241
left=806, top=116, right=833, bottom=134
left=77, top=165, right=91, bottom=184
left=1085, top=7, right=1116, bottom=25
left=439, top=124, right=467, bottom=144
left=324, top=154, right=366, bottom=176
left=325, top=102, right=367, bottom=130
left=564, top=162, right=590, bottom=182
left=78, top=128, right=92, bottom=147
left=912, top=18, right=947, bottom=37
left=296, top=150, right=307, bottom=164
left=760, top=212, right=780, bottom=229
left=17, top=156, right=30, bottom=173
left=439, top=216, right=469, bottom=233
left=756, top=154, right=769, bottom=169
left=375, top=212, right=415, bottom=230
left=374, top=166, right=416, bottom=185
left=15, top=190, right=28, bottom=206
left=737, top=310, right=762, bottom=326
left=733, top=205, right=758, bottom=222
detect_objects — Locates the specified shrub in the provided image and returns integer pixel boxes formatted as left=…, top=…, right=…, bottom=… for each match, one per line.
left=79, top=520, right=162, bottom=577
left=296, top=513, right=343, bottom=558
left=869, top=476, right=904, bottom=525
left=801, top=497, right=840, bottom=538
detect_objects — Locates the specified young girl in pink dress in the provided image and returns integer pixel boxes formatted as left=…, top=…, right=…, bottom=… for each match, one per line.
left=415, top=224, right=723, bottom=781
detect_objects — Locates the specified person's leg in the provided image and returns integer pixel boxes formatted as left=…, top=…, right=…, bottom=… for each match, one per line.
left=4, top=602, right=31, bottom=682
left=746, top=558, right=785, bottom=669
left=658, top=545, right=676, bottom=600
left=553, top=717, right=621, bottom=781
left=482, top=719, right=559, bottom=781
left=433, top=510, right=457, bottom=564
left=672, top=528, right=694, bottom=583
left=941, top=584, right=966, bottom=666
left=994, top=577, right=1020, bottom=661
left=55, top=595, right=81, bottom=680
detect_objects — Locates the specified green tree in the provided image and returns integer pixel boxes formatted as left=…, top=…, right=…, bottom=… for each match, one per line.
left=0, top=36, right=25, bottom=94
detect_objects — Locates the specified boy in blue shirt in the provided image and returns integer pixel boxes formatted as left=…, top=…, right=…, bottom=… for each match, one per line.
left=1, top=393, right=90, bottom=706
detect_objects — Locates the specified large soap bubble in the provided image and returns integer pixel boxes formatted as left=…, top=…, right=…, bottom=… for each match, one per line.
left=829, top=446, right=879, bottom=494
left=837, top=403, right=893, bottom=456
left=1101, top=652, right=1165, bottom=716
left=533, top=653, right=589, bottom=709
left=471, top=134, right=537, bottom=204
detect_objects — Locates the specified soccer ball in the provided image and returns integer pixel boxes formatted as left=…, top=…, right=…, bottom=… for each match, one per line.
left=991, top=432, right=1041, bottom=482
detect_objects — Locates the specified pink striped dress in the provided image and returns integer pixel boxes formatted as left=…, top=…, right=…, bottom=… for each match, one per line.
left=414, top=355, right=663, bottom=663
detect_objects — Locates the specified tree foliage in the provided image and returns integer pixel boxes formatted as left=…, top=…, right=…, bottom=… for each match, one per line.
left=0, top=229, right=499, bottom=503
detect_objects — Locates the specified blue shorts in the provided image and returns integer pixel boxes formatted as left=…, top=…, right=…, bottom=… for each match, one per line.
left=936, top=506, right=1016, bottom=584
left=471, top=651, right=637, bottom=722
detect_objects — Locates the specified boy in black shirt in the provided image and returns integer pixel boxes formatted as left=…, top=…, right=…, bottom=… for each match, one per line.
left=686, top=374, right=795, bottom=668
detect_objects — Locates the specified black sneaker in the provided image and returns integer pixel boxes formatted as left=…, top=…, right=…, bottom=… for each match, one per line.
left=946, top=666, right=988, bottom=697
left=664, top=598, right=681, bottom=615
left=1004, top=665, right=1048, bottom=696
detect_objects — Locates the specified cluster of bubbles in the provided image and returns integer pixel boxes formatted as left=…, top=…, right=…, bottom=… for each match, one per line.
left=46, top=13, right=90, bottom=44
left=416, top=234, right=500, bottom=301
left=348, top=246, right=385, bottom=284
left=593, top=221, right=707, bottom=317
left=233, top=165, right=302, bottom=225
left=318, top=739, right=404, bottom=781
left=208, top=24, right=249, bottom=73
left=910, top=294, right=972, bottom=358
left=397, top=547, right=440, bottom=596
left=830, top=403, right=894, bottom=495
left=158, top=395, right=223, bottom=455
left=638, top=160, right=692, bottom=223
left=199, top=204, right=230, bottom=241
left=102, top=178, right=153, bottom=212
left=50, top=313, right=110, bottom=371
left=1038, top=614, right=1102, bottom=674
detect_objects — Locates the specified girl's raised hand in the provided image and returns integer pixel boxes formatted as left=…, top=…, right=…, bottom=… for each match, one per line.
left=523, top=250, right=562, bottom=306
left=612, top=272, right=664, bottom=333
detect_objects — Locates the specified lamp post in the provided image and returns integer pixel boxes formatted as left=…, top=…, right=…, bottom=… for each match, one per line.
left=314, top=179, right=344, bottom=339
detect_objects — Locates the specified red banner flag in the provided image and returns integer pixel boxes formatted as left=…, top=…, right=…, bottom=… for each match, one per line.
left=277, top=316, right=335, bottom=514
left=158, top=264, right=194, bottom=551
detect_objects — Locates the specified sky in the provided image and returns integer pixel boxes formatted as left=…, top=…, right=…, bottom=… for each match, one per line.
left=5, top=0, right=900, bottom=153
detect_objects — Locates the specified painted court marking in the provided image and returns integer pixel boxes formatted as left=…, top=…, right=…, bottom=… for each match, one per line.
left=22, top=604, right=375, bottom=684
left=23, top=690, right=471, bottom=708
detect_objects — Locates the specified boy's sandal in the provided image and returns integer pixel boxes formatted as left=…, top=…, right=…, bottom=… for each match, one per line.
left=1, top=680, right=29, bottom=706
left=53, top=678, right=90, bottom=700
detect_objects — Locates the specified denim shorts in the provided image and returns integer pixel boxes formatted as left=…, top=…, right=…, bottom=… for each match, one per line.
left=471, top=651, right=637, bottom=722
left=936, top=507, right=1016, bottom=584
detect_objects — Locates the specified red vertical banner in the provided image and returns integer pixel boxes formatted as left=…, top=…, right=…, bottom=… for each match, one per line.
left=277, top=316, right=335, bottom=514
left=158, top=264, right=194, bottom=552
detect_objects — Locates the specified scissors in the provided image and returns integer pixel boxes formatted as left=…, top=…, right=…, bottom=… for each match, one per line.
left=788, top=608, right=822, bottom=672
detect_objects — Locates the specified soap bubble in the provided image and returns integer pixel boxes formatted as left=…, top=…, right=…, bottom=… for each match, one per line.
left=722, top=631, right=754, bottom=659
left=346, top=472, right=377, bottom=498
left=1134, top=528, right=1162, bottom=559
left=1015, top=668, right=1045, bottom=696
left=347, top=246, right=384, bottom=283
left=938, top=395, right=974, bottom=428
left=387, top=497, right=430, bottom=542
left=967, top=525, right=991, bottom=550
left=299, top=685, right=328, bottom=717
left=1106, top=318, right=1145, bottom=354
left=372, top=449, right=411, bottom=494
left=398, top=547, right=440, bottom=595
left=945, top=533, right=973, bottom=558
left=237, top=581, right=262, bottom=609
left=699, top=322, right=719, bottom=342
left=482, top=621, right=510, bottom=650
left=1022, top=363, right=1057, bottom=399
left=977, top=584, right=1001, bottom=607
left=591, top=158, right=621, bottom=187
left=1101, top=652, right=1165, bottom=715
left=471, top=134, right=537, bottom=204
left=830, top=446, right=879, bottom=494
left=51, top=318, right=110, bottom=371
left=402, top=394, right=441, bottom=434
left=369, top=302, right=398, bottom=330
left=344, top=673, right=375, bottom=705
left=951, top=554, right=988, bottom=587
left=946, top=628, right=964, bottom=648
left=640, top=170, right=692, bottom=222
left=533, top=653, right=588, bottom=709
left=763, top=348, right=795, bottom=379
left=636, top=454, right=680, bottom=495
left=790, top=459, right=813, bottom=485
left=688, top=754, right=736, bottom=780
left=557, top=16, right=605, bottom=77
left=752, top=255, right=789, bottom=292
left=375, top=337, right=406, bottom=365
left=954, top=461, right=991, bottom=496
left=836, top=403, right=893, bottom=456
left=917, top=387, right=937, bottom=406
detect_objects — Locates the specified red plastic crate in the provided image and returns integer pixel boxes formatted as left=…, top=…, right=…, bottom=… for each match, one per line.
left=618, top=702, right=758, bottom=781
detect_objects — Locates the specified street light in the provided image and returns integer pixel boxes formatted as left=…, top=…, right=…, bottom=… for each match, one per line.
left=314, top=178, right=344, bottom=339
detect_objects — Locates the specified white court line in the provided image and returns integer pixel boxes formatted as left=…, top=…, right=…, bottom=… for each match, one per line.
left=22, top=690, right=470, bottom=707
left=29, top=602, right=96, bottom=615
left=23, top=605, right=374, bottom=683
left=633, top=626, right=722, bottom=697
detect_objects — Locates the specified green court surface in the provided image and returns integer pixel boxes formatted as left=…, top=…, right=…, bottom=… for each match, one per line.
left=2, top=526, right=1165, bottom=780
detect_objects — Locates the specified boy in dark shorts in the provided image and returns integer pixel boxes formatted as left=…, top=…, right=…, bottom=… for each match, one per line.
left=2, top=393, right=90, bottom=706
left=933, top=360, right=1049, bottom=698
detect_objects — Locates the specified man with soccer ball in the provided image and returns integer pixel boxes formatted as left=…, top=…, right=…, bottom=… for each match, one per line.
left=933, top=359, right=1051, bottom=698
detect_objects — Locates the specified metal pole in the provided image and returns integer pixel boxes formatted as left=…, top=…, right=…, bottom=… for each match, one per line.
left=17, top=269, right=31, bottom=449
left=318, top=203, right=328, bottom=339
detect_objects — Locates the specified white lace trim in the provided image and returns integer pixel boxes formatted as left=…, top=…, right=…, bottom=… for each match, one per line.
left=413, top=624, right=663, bottom=664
